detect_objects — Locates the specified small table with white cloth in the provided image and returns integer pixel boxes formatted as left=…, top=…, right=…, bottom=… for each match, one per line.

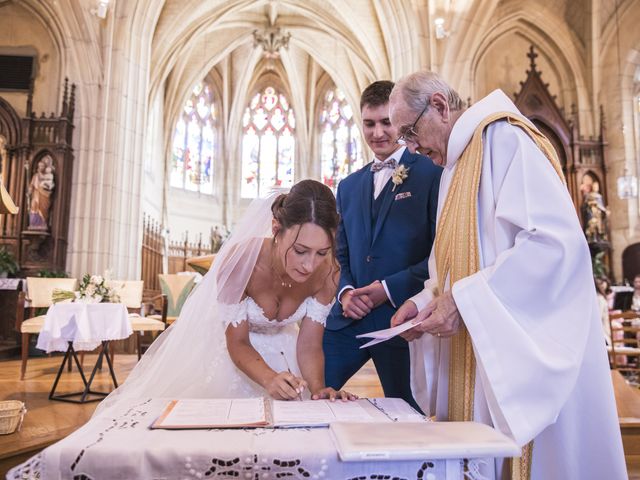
left=35, top=302, right=132, bottom=403
left=7, top=398, right=518, bottom=480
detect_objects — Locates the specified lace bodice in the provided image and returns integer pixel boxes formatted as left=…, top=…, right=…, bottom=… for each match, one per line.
left=222, top=296, right=332, bottom=330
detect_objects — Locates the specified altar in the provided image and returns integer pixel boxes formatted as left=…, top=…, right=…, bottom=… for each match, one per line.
left=7, top=397, right=519, bottom=480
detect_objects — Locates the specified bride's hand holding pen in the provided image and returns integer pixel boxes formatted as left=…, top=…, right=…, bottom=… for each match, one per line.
left=278, top=351, right=305, bottom=401
left=265, top=371, right=307, bottom=401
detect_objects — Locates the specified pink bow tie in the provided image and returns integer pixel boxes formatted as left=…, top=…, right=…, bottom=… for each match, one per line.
left=370, top=158, right=397, bottom=172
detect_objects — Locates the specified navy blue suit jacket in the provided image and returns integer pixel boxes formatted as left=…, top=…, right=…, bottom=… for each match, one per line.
left=326, top=149, right=441, bottom=332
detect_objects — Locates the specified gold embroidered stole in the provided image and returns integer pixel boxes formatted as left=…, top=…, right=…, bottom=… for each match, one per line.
left=434, top=111, right=565, bottom=479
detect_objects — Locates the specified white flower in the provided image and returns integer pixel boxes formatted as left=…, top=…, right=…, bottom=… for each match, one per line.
left=109, top=291, right=121, bottom=304
left=84, top=284, right=96, bottom=297
left=90, top=275, right=104, bottom=285
left=391, top=164, right=410, bottom=191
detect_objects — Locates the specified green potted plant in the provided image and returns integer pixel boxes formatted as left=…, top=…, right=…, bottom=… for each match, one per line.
left=0, top=247, right=18, bottom=278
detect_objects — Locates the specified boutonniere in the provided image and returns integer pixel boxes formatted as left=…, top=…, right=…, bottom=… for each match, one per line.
left=391, top=164, right=409, bottom=191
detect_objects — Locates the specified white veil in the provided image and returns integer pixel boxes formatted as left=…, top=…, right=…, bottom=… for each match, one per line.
left=94, top=191, right=281, bottom=416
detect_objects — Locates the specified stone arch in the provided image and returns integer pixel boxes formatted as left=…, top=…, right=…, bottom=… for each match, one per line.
left=0, top=98, right=21, bottom=147
left=146, top=0, right=423, bottom=232
left=149, top=0, right=393, bottom=94
left=0, top=1, right=65, bottom=116
left=469, top=15, right=589, bottom=132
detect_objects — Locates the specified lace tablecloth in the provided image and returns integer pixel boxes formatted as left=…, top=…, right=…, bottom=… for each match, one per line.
left=0, top=278, right=22, bottom=290
left=6, top=398, right=494, bottom=480
left=35, top=302, right=131, bottom=353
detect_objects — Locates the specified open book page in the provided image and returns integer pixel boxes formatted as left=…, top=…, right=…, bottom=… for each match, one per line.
left=271, top=399, right=376, bottom=427
left=152, top=398, right=268, bottom=429
left=152, top=397, right=419, bottom=429
left=366, top=398, right=426, bottom=422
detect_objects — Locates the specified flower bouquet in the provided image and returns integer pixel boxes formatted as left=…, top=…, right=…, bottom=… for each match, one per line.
left=52, top=274, right=121, bottom=304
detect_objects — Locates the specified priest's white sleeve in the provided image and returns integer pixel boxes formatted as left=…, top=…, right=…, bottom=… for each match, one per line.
left=451, top=122, right=594, bottom=446
left=408, top=250, right=439, bottom=416
left=409, top=252, right=438, bottom=311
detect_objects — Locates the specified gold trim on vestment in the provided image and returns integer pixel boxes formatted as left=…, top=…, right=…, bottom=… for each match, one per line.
left=434, top=111, right=565, bottom=480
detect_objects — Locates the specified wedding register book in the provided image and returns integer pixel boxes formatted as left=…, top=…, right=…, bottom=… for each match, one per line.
left=151, top=397, right=423, bottom=429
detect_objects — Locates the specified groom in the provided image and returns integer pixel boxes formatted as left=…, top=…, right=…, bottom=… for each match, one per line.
left=323, top=81, right=441, bottom=410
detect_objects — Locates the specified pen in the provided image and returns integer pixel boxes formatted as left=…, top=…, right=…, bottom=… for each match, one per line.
left=280, top=351, right=303, bottom=401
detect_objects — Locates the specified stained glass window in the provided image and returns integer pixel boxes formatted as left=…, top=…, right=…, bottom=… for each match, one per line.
left=241, top=86, right=296, bottom=198
left=320, top=88, right=363, bottom=190
left=171, top=82, right=216, bottom=194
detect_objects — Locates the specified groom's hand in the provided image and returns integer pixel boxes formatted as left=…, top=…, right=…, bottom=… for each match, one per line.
left=352, top=281, right=388, bottom=309
left=341, top=289, right=373, bottom=319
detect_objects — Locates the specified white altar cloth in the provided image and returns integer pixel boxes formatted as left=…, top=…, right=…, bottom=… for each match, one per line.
left=36, top=302, right=131, bottom=353
left=7, top=398, right=497, bottom=480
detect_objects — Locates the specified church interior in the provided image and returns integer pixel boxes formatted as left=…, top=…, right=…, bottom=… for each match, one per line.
left=1, top=0, right=640, bottom=476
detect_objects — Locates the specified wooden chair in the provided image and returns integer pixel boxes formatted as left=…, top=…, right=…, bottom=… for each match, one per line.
left=608, top=311, right=640, bottom=380
left=19, top=277, right=78, bottom=380
left=108, top=280, right=167, bottom=359
left=157, top=274, right=196, bottom=325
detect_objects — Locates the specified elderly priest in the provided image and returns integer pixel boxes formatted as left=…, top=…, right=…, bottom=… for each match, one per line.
left=389, top=71, right=627, bottom=480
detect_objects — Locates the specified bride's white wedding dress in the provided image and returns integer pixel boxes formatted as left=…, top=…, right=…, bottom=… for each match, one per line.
left=94, top=191, right=331, bottom=415
left=211, top=297, right=331, bottom=398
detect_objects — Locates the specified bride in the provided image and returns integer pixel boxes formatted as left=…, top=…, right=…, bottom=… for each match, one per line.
left=97, top=179, right=354, bottom=414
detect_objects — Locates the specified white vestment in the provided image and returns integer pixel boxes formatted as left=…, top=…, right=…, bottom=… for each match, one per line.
left=409, top=90, right=627, bottom=479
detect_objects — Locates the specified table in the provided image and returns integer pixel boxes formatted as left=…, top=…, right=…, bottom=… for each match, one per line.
left=7, top=398, right=510, bottom=480
left=35, top=302, right=131, bottom=403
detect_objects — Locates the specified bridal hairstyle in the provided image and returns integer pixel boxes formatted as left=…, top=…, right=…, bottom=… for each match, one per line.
left=270, top=179, right=340, bottom=272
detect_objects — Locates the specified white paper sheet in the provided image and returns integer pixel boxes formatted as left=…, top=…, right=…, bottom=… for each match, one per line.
left=356, top=317, right=424, bottom=348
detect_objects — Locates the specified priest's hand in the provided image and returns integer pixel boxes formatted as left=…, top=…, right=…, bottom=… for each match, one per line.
left=352, top=280, right=388, bottom=309
left=311, top=387, right=358, bottom=401
left=341, top=288, right=373, bottom=320
left=412, top=291, right=461, bottom=339
left=396, top=301, right=436, bottom=341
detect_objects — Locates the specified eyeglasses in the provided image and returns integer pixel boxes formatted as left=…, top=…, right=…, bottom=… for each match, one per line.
left=396, top=100, right=429, bottom=146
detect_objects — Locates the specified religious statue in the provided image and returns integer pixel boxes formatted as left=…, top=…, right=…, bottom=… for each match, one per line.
left=211, top=225, right=224, bottom=253
left=581, top=179, right=609, bottom=243
left=27, top=155, right=56, bottom=231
